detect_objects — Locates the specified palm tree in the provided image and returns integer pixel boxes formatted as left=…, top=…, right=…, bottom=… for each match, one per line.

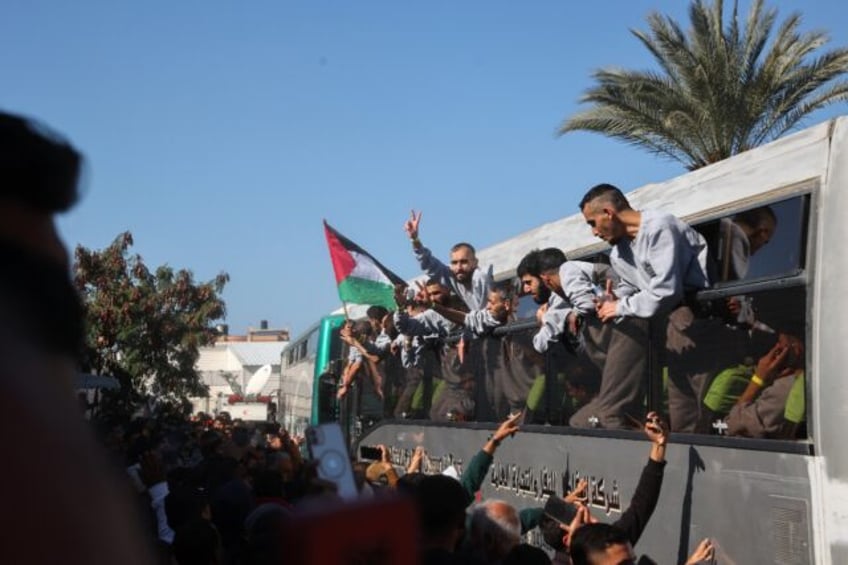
left=559, top=0, right=848, bottom=170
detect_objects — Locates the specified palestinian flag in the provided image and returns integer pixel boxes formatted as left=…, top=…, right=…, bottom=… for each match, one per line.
left=323, top=221, right=405, bottom=309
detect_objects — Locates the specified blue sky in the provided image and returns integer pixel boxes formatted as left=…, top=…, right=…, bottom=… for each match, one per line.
left=3, top=1, right=847, bottom=337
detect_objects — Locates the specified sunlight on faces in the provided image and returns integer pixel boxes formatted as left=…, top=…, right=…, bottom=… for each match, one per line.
left=450, top=246, right=477, bottom=283
left=520, top=273, right=550, bottom=304
left=581, top=199, right=623, bottom=244
left=426, top=283, right=449, bottom=306
left=486, top=290, right=513, bottom=321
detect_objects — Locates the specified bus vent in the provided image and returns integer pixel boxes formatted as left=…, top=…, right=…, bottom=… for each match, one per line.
left=769, top=497, right=810, bottom=565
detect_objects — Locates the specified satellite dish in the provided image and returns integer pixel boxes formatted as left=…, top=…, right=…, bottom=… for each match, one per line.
left=244, top=364, right=272, bottom=396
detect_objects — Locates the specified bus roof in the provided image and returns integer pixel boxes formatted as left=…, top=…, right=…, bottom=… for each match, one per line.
left=477, top=116, right=842, bottom=279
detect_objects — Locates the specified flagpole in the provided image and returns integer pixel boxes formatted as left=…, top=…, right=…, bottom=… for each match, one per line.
left=342, top=300, right=351, bottom=322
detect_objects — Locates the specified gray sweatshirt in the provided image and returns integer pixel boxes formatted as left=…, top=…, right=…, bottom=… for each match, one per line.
left=414, top=244, right=494, bottom=311
left=532, top=261, right=612, bottom=353
left=463, top=309, right=502, bottom=336
left=611, top=209, right=709, bottom=318
left=532, top=293, right=570, bottom=353
left=393, top=308, right=456, bottom=339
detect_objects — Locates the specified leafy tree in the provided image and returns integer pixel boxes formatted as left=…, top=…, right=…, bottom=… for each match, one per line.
left=74, top=232, right=228, bottom=421
left=559, top=0, right=848, bottom=169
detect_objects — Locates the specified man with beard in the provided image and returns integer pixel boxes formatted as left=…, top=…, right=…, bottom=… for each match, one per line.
left=517, top=248, right=589, bottom=423
left=393, top=280, right=473, bottom=421
left=517, top=249, right=572, bottom=354
left=404, top=210, right=494, bottom=420
left=535, top=248, right=649, bottom=429
left=404, top=209, right=493, bottom=311
left=427, top=284, right=541, bottom=420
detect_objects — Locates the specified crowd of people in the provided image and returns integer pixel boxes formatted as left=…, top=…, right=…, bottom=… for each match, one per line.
left=55, top=406, right=722, bottom=565
left=1, top=108, right=803, bottom=563
left=89, top=409, right=721, bottom=564
left=336, top=193, right=804, bottom=440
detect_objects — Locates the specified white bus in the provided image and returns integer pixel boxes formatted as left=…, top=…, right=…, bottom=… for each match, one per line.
left=358, top=116, right=848, bottom=564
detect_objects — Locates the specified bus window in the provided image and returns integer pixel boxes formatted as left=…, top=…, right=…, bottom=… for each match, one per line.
left=696, top=196, right=807, bottom=285
left=670, top=193, right=811, bottom=438
left=696, top=286, right=807, bottom=439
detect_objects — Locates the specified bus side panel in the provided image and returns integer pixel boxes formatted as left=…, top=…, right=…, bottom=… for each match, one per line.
left=815, top=117, right=848, bottom=563
left=359, top=423, right=813, bottom=565
left=310, top=315, right=345, bottom=425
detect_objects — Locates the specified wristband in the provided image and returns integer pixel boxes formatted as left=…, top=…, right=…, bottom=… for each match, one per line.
left=751, top=374, right=765, bottom=387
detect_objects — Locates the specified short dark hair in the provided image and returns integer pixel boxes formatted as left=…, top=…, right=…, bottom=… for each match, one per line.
left=0, top=111, right=82, bottom=212
left=733, top=205, right=777, bottom=230
left=578, top=184, right=630, bottom=212
left=451, top=242, right=476, bottom=255
left=396, top=471, right=427, bottom=497
left=517, top=250, right=541, bottom=278
left=415, top=475, right=469, bottom=539
left=503, top=543, right=551, bottom=565
left=536, top=247, right=567, bottom=274
left=352, top=319, right=372, bottom=337
left=366, top=305, right=389, bottom=321
left=569, top=523, right=631, bottom=565
left=490, top=282, right=515, bottom=302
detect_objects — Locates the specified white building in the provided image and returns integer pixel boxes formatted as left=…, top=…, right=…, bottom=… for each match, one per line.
left=191, top=322, right=289, bottom=415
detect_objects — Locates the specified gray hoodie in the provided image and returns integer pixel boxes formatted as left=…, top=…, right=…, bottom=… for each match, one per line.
left=414, top=244, right=494, bottom=311
left=611, top=209, right=709, bottom=318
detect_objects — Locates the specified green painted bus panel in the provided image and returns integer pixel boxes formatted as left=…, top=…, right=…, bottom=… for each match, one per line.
left=309, top=314, right=345, bottom=425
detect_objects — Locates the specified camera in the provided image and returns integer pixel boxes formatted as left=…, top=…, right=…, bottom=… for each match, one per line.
left=359, top=445, right=383, bottom=460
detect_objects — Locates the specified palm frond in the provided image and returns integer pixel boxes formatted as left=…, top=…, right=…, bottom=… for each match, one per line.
left=559, top=0, right=848, bottom=169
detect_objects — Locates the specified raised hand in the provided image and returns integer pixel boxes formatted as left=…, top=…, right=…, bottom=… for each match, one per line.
left=407, top=445, right=426, bottom=474
left=492, top=411, right=522, bottom=443
left=394, top=284, right=409, bottom=307
left=404, top=209, right=422, bottom=240
left=415, top=280, right=432, bottom=306
left=685, top=538, right=714, bottom=564
left=563, top=504, right=598, bottom=549
left=644, top=411, right=668, bottom=446
left=565, top=478, right=589, bottom=504
left=756, top=340, right=791, bottom=383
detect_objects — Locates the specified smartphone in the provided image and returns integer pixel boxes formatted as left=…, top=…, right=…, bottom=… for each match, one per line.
left=544, top=495, right=578, bottom=525
left=359, top=445, right=383, bottom=460
left=306, top=423, right=358, bottom=500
